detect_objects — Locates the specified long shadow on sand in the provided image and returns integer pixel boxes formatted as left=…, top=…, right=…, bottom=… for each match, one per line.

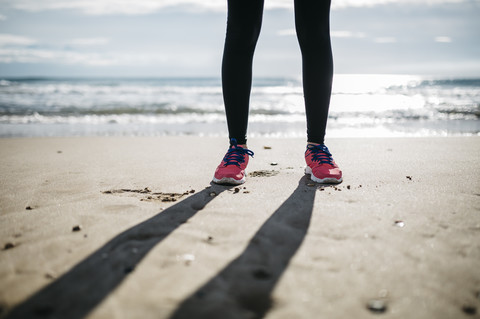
left=5, top=184, right=232, bottom=319
left=170, top=176, right=317, bottom=319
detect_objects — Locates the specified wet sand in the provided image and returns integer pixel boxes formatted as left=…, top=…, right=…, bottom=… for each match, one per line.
left=0, top=136, right=479, bottom=318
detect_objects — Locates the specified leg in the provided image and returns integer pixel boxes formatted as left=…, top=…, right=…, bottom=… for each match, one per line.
left=222, top=0, right=264, bottom=145
left=294, top=0, right=333, bottom=144
left=295, top=0, right=342, bottom=183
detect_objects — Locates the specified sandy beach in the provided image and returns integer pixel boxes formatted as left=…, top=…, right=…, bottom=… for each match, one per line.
left=0, top=136, right=479, bottom=319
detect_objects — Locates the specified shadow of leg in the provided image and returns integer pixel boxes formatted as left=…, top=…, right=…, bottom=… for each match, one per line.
left=5, top=184, right=232, bottom=319
left=170, top=176, right=316, bottom=319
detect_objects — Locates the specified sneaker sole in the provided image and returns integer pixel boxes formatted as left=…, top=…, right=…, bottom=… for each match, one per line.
left=305, top=166, right=343, bottom=184
left=212, top=176, right=246, bottom=185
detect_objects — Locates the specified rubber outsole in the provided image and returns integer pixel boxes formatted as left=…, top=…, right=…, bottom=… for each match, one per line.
left=305, top=166, right=343, bottom=184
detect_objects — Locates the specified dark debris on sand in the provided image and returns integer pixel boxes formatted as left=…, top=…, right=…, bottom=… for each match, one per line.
left=103, top=187, right=197, bottom=203
left=249, top=170, right=279, bottom=178
left=3, top=242, right=15, bottom=250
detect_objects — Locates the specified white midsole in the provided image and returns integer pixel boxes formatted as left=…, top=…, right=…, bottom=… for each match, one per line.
left=305, top=166, right=342, bottom=184
left=212, top=176, right=245, bottom=185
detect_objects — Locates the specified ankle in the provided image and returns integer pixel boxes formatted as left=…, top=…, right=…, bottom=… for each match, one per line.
left=307, top=142, right=321, bottom=146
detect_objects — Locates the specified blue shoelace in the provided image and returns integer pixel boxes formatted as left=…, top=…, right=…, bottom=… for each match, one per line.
left=223, top=138, right=254, bottom=167
left=306, top=144, right=334, bottom=165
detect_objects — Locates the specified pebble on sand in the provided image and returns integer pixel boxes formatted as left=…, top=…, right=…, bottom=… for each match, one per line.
left=394, top=220, right=405, bottom=228
left=252, top=268, right=271, bottom=280
left=179, top=253, right=195, bottom=266
left=4, top=243, right=15, bottom=250
left=366, top=299, right=388, bottom=313
left=462, top=305, right=477, bottom=315
left=124, top=266, right=135, bottom=274
left=72, top=225, right=82, bottom=232
left=45, top=273, right=56, bottom=280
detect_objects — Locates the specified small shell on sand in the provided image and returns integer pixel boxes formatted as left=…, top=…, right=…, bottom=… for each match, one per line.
left=394, top=221, right=405, bottom=228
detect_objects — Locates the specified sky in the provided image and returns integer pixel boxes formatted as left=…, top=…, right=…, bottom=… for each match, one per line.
left=0, top=0, right=479, bottom=78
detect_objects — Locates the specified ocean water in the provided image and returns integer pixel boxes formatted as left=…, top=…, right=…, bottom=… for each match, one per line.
left=0, top=75, right=479, bottom=138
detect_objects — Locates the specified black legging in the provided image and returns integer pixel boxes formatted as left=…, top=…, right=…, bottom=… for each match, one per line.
left=222, top=0, right=333, bottom=145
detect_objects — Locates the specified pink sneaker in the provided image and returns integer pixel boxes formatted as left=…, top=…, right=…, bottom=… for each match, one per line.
left=305, top=143, right=342, bottom=184
left=212, top=139, right=254, bottom=185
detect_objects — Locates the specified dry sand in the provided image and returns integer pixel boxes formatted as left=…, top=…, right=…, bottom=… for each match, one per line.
left=0, top=136, right=479, bottom=319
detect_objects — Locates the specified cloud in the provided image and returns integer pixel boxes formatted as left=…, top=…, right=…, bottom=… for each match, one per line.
left=373, top=37, right=397, bottom=43
left=434, top=36, right=452, bottom=43
left=0, top=0, right=225, bottom=15
left=0, top=0, right=470, bottom=15
left=0, top=34, right=115, bottom=64
left=69, top=37, right=110, bottom=46
left=0, top=13, right=6, bottom=20
left=0, top=47, right=168, bottom=66
left=331, top=0, right=466, bottom=9
left=277, top=29, right=296, bottom=36
left=0, top=48, right=108, bottom=64
left=278, top=29, right=367, bottom=38
left=331, top=31, right=366, bottom=38
left=0, top=34, right=37, bottom=46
